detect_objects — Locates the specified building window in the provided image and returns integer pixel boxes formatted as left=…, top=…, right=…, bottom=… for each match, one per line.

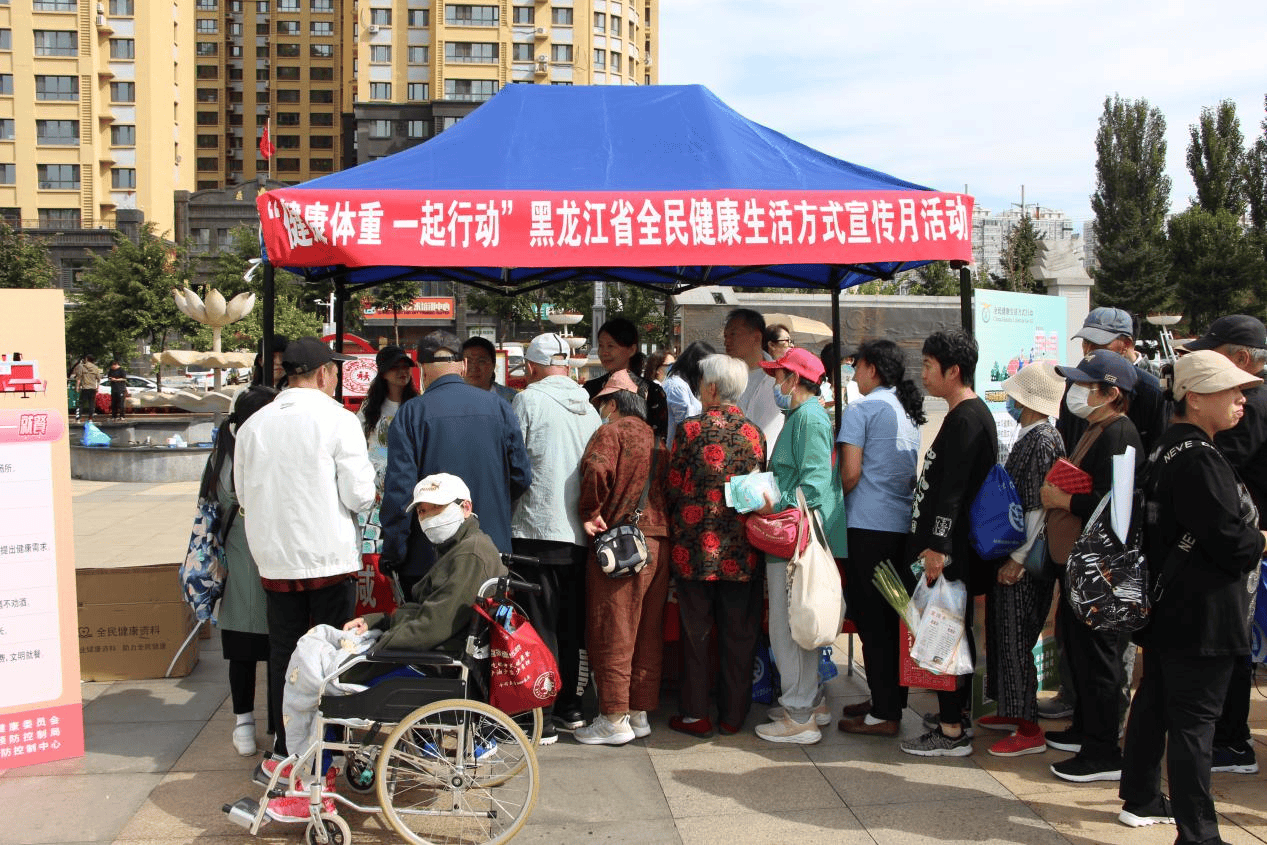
left=109, top=38, right=135, bottom=59
left=0, top=30, right=10, bottom=51
left=551, top=44, right=572, bottom=62
left=111, top=125, right=136, bottom=146
left=445, top=5, right=498, bottom=26
left=369, top=8, right=391, bottom=26
left=196, top=88, right=218, bottom=102
left=111, top=168, right=136, bottom=189
left=196, top=111, right=218, bottom=125
left=0, top=164, right=13, bottom=185
left=446, top=42, right=498, bottom=63
left=408, top=46, right=428, bottom=64
left=310, top=112, right=334, bottom=126
left=310, top=21, right=333, bottom=36
left=437, top=115, right=463, bottom=132
left=276, top=134, right=300, bottom=149
left=512, top=6, right=533, bottom=24
left=407, top=120, right=427, bottom=138
left=109, top=0, right=135, bottom=14
left=196, top=41, right=217, bottom=56
left=229, top=22, right=242, bottom=36
left=275, top=89, right=301, bottom=103
left=408, top=9, right=429, bottom=26
left=406, top=82, right=428, bottom=100
left=35, top=75, right=77, bottom=100
left=309, top=135, right=333, bottom=149
left=36, top=120, right=79, bottom=146
left=39, top=209, right=80, bottom=228
left=310, top=66, right=333, bottom=80
left=551, top=8, right=573, bottom=25
left=0, top=75, right=11, bottom=95
left=37, top=164, right=79, bottom=190
left=276, top=112, right=300, bottom=126
left=593, top=49, right=605, bottom=68
left=196, top=65, right=218, bottom=79
left=275, top=158, right=300, bottom=172
left=110, top=81, right=136, bottom=102
left=370, top=45, right=391, bottom=63
left=33, top=0, right=76, bottom=10
left=195, top=157, right=218, bottom=171
left=195, top=0, right=217, bottom=9
left=257, top=1, right=269, bottom=11
left=610, top=15, right=622, bottom=36
left=277, top=66, right=301, bottom=80
left=444, top=79, right=497, bottom=102
left=610, top=52, right=621, bottom=73
left=277, top=20, right=299, bottom=35
left=513, top=43, right=532, bottom=61
left=0, top=119, right=13, bottom=140
left=276, top=43, right=300, bottom=57
left=311, top=43, right=334, bottom=58
left=195, top=18, right=218, bottom=34
left=196, top=134, right=217, bottom=148
left=311, top=0, right=333, bottom=11
left=311, top=158, right=334, bottom=172
left=369, top=82, right=391, bottom=100
left=594, top=12, right=605, bottom=31
left=309, top=88, right=333, bottom=103
left=368, top=119, right=392, bottom=139
left=277, top=0, right=299, bottom=10
left=257, top=67, right=269, bottom=80
left=34, top=31, right=77, bottom=57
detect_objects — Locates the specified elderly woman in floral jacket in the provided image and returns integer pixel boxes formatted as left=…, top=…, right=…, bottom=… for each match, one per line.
left=665, top=354, right=767, bottom=737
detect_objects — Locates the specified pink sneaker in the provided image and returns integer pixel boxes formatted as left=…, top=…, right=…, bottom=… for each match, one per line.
left=253, top=757, right=300, bottom=789
left=265, top=794, right=337, bottom=824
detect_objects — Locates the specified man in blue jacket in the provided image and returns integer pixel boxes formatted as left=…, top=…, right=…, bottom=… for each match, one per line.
left=380, top=331, right=532, bottom=591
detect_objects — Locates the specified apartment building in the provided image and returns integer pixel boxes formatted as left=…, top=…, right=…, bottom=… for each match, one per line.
left=0, top=0, right=193, bottom=237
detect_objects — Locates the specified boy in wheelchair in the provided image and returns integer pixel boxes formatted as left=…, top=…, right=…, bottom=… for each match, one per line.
left=259, top=472, right=507, bottom=824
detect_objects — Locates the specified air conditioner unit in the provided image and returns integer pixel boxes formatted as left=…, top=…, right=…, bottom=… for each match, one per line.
left=536, top=55, right=547, bottom=63
left=535, top=27, right=545, bottom=35
left=644, top=57, right=653, bottom=67
left=367, top=24, right=379, bottom=33
left=96, top=14, right=106, bottom=26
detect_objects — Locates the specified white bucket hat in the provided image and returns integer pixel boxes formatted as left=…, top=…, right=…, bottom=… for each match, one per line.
left=1002, top=361, right=1064, bottom=419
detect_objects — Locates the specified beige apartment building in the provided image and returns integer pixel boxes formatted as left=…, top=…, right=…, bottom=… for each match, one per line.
left=0, top=0, right=193, bottom=237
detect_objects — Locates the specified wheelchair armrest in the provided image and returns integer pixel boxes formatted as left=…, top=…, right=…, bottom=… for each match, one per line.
left=365, top=639, right=459, bottom=665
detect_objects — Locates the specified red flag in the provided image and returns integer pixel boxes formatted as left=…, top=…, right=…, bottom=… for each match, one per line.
left=259, top=119, right=275, bottom=159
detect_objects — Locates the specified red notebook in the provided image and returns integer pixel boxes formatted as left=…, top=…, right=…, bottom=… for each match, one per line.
left=1045, top=459, right=1093, bottom=494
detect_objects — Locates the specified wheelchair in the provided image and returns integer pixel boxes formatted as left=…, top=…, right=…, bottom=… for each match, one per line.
left=224, top=563, right=546, bottom=845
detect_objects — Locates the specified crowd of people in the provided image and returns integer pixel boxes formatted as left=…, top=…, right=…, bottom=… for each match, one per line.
left=210, top=305, right=1266, bottom=845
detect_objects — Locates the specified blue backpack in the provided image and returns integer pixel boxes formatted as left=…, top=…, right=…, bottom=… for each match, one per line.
left=969, top=463, right=1026, bottom=560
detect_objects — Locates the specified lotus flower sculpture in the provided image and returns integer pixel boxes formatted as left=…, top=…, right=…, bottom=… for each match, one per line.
left=173, top=287, right=256, bottom=354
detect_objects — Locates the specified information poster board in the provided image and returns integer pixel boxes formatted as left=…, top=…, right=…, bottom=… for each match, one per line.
left=0, top=290, right=84, bottom=768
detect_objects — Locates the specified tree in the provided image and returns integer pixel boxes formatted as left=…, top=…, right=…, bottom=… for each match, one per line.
left=367, top=279, right=420, bottom=346
left=465, top=286, right=536, bottom=343
left=1187, top=99, right=1245, bottom=216
left=1244, top=95, right=1267, bottom=258
left=994, top=215, right=1044, bottom=293
left=887, top=260, right=959, bottom=296
left=1090, top=95, right=1174, bottom=314
left=1168, top=207, right=1267, bottom=331
left=606, top=282, right=672, bottom=350
left=0, top=224, right=57, bottom=289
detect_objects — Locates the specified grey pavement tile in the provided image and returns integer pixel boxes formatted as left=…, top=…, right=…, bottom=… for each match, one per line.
left=3, top=720, right=202, bottom=777
left=532, top=749, right=672, bottom=824
left=812, top=743, right=1012, bottom=807
left=652, top=746, right=843, bottom=819
left=80, top=681, right=114, bottom=704
left=0, top=772, right=163, bottom=845
left=676, top=807, right=875, bottom=845
left=852, top=795, right=1069, bottom=845
left=83, top=680, right=228, bottom=725
left=171, top=715, right=265, bottom=773
left=516, top=818, right=683, bottom=845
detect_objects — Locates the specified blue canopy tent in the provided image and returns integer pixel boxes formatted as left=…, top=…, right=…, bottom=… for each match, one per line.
left=256, top=84, right=975, bottom=410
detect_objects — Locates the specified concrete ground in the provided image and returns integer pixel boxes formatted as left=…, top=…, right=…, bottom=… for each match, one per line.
left=1, top=479, right=1265, bottom=845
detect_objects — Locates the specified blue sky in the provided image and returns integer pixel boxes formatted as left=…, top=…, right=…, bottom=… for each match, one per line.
left=659, top=0, right=1267, bottom=227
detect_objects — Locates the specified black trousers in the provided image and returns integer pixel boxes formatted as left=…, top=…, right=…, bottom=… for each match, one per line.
left=510, top=539, right=587, bottom=718
left=1120, top=648, right=1234, bottom=845
left=77, top=388, right=96, bottom=418
left=1213, top=654, right=1252, bottom=747
left=265, top=577, right=356, bottom=756
left=675, top=577, right=762, bottom=727
left=110, top=390, right=125, bottom=418
left=845, top=528, right=911, bottom=721
left=1061, top=592, right=1127, bottom=761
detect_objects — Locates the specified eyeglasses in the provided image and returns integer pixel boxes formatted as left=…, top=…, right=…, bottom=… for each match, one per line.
left=772, top=337, right=794, bottom=346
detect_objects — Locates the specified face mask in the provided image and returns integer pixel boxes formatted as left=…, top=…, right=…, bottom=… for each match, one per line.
left=418, top=502, right=465, bottom=544
left=839, top=364, right=856, bottom=383
left=1065, top=384, right=1095, bottom=419
left=1005, top=396, right=1024, bottom=423
left=772, top=377, right=793, bottom=410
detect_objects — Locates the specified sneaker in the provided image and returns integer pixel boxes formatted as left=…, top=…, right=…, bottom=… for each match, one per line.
left=900, top=726, right=973, bottom=757
left=1119, top=795, right=1174, bottom=828
left=553, top=708, right=586, bottom=731
left=538, top=723, right=558, bottom=747
left=629, top=710, right=651, bottom=739
left=920, top=712, right=975, bottom=739
left=252, top=756, right=300, bottom=789
left=768, top=701, right=831, bottom=727
left=575, top=713, right=636, bottom=746
left=1036, top=695, right=1074, bottom=720
left=1044, top=729, right=1083, bottom=753
left=1050, top=754, right=1121, bottom=783
left=474, top=738, right=499, bottom=761
left=755, top=714, right=822, bottom=745
left=264, top=794, right=337, bottom=824
left=976, top=715, right=1021, bottom=732
left=669, top=715, right=713, bottom=737
left=989, top=730, right=1046, bottom=757
left=1212, top=742, right=1259, bottom=774
left=232, top=723, right=257, bottom=757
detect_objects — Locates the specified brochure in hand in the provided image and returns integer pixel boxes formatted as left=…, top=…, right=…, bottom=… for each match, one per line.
left=724, top=471, right=780, bottom=513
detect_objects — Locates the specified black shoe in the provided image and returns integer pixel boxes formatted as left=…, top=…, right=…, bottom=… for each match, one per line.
left=920, top=711, right=974, bottom=739
left=1051, top=754, right=1121, bottom=783
left=538, top=723, right=558, bottom=747
left=1212, top=742, right=1259, bottom=774
left=552, top=709, right=585, bottom=731
left=1118, top=795, right=1173, bottom=828
left=1045, top=729, right=1083, bottom=753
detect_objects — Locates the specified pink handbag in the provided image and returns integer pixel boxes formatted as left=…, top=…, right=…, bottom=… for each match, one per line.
left=745, top=507, right=810, bottom=558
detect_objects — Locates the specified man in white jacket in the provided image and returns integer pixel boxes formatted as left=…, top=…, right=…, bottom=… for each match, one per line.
left=510, top=332, right=601, bottom=741
left=234, top=337, right=375, bottom=757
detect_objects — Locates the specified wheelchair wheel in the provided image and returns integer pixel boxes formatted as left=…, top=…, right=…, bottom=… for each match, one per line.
left=304, top=813, right=351, bottom=845
left=376, top=699, right=538, bottom=845
left=512, top=708, right=544, bottom=747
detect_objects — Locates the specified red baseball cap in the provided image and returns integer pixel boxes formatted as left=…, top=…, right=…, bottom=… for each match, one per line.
left=759, top=347, right=825, bottom=384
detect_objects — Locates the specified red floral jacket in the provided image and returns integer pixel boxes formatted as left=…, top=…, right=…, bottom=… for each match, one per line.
left=665, top=405, right=766, bottom=581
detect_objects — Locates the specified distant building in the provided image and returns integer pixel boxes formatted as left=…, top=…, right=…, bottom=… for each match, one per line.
left=1082, top=221, right=1098, bottom=271
left=973, top=206, right=1081, bottom=279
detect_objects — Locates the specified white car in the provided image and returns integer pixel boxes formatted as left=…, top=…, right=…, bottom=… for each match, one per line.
left=98, top=375, right=178, bottom=396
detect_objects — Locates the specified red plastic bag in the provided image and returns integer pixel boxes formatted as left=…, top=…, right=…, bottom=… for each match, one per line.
left=474, top=600, right=560, bottom=716
left=354, top=554, right=398, bottom=617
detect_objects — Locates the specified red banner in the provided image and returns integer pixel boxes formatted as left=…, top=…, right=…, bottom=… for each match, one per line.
left=258, top=189, right=974, bottom=270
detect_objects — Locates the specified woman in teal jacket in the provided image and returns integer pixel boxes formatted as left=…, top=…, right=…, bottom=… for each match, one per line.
left=752, top=347, right=846, bottom=745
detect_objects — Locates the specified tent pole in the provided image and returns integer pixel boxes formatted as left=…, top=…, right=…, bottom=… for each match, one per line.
left=831, top=276, right=843, bottom=433
left=959, top=266, right=973, bottom=336
left=262, top=262, right=275, bottom=388
left=334, top=275, right=347, bottom=402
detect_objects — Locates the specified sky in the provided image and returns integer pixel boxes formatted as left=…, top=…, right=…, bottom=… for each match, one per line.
left=658, top=0, right=1267, bottom=229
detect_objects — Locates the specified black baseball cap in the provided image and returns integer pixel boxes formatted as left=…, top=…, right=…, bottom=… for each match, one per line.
left=417, top=331, right=462, bottom=364
left=375, top=345, right=416, bottom=371
left=281, top=337, right=354, bottom=375
left=1055, top=349, right=1139, bottom=394
left=1180, top=315, right=1267, bottom=352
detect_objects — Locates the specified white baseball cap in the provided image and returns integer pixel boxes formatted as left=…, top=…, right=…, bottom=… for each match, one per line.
left=405, top=473, right=471, bottom=513
left=525, top=333, right=570, bottom=366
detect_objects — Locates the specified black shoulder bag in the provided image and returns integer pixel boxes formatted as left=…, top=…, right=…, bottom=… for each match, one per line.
left=593, top=447, right=659, bottom=578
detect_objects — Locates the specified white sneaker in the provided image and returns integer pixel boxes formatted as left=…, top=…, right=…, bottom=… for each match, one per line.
left=232, top=723, right=256, bottom=756
left=628, top=710, right=651, bottom=738
left=768, top=702, right=831, bottom=727
left=755, top=714, right=821, bottom=745
left=575, top=713, right=636, bottom=746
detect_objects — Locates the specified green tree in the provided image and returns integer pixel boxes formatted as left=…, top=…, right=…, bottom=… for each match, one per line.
left=465, top=286, right=536, bottom=343
left=1168, top=206, right=1266, bottom=330
left=1244, top=95, right=1267, bottom=260
left=1090, top=95, right=1174, bottom=314
left=606, top=282, right=672, bottom=350
left=0, top=224, right=57, bottom=289
left=367, top=279, right=420, bottom=346
left=888, top=260, right=959, bottom=296
left=994, top=216, right=1044, bottom=293
left=1187, top=99, right=1245, bottom=216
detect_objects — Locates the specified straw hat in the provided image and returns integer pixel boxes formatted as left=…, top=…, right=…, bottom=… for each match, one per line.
left=1172, top=349, right=1263, bottom=401
left=1002, top=361, right=1064, bottom=418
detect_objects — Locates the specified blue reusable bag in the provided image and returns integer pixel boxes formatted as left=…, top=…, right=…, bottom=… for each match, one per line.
left=969, top=463, right=1026, bottom=560
left=1251, top=560, right=1267, bottom=663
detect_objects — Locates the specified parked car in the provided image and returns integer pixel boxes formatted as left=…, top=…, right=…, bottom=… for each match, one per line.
left=98, top=375, right=178, bottom=397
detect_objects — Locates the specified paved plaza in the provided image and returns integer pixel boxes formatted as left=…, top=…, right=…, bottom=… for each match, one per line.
left=0, top=479, right=1264, bottom=845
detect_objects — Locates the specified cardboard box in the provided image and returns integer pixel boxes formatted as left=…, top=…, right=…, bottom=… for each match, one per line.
left=76, top=564, right=199, bottom=681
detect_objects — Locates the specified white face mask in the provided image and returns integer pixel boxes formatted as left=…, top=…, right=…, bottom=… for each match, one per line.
left=418, top=502, right=465, bottom=544
left=1065, top=384, right=1095, bottom=419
